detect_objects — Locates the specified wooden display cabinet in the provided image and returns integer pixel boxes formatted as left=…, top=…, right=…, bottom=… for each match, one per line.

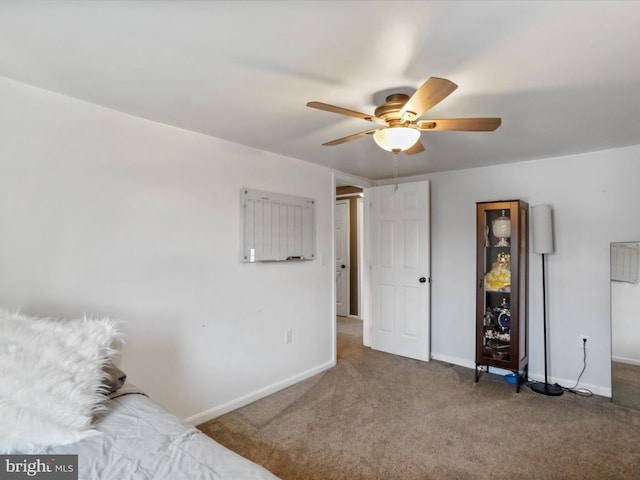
left=475, top=200, right=529, bottom=392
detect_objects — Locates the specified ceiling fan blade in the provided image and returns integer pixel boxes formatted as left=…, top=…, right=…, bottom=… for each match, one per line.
left=322, top=129, right=379, bottom=146
left=307, top=102, right=384, bottom=124
left=415, top=118, right=502, bottom=131
left=400, top=77, right=458, bottom=122
left=404, top=140, right=425, bottom=155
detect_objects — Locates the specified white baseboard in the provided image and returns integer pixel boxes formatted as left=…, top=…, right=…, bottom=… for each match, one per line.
left=430, top=353, right=514, bottom=376
left=526, top=371, right=611, bottom=398
left=430, top=352, right=475, bottom=370
left=431, top=352, right=612, bottom=397
left=613, top=355, right=640, bottom=366
left=185, top=359, right=336, bottom=426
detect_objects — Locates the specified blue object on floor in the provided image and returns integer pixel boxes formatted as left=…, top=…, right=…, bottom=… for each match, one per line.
left=505, top=373, right=517, bottom=385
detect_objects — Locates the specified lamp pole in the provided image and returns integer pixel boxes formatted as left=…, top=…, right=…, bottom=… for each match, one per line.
left=531, top=251, right=563, bottom=396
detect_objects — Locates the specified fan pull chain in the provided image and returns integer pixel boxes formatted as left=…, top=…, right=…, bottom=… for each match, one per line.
left=393, top=149, right=399, bottom=192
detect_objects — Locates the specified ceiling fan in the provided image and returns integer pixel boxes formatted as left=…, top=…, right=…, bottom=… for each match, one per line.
left=307, top=77, right=501, bottom=155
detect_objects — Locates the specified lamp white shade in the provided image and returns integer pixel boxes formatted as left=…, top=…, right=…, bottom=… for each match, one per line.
left=532, top=204, right=554, bottom=254
left=373, top=127, right=420, bottom=152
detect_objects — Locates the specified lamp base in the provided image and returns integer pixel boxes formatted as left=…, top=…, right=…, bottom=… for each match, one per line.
left=530, top=382, right=564, bottom=396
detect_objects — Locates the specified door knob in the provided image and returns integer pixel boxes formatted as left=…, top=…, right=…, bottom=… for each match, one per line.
left=341, top=264, right=346, bottom=269
left=419, top=277, right=427, bottom=283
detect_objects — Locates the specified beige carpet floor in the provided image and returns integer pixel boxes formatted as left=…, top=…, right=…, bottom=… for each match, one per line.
left=198, top=317, right=640, bottom=480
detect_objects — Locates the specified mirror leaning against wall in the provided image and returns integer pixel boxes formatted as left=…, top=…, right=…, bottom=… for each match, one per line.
left=611, top=241, right=640, bottom=410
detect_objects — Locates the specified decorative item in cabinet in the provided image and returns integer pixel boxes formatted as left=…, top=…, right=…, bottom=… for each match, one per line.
left=475, top=200, right=529, bottom=392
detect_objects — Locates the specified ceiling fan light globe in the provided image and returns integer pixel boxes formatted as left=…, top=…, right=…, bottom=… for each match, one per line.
left=373, top=127, right=421, bottom=152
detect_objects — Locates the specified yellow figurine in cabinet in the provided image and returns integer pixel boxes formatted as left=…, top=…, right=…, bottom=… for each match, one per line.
left=484, top=252, right=511, bottom=292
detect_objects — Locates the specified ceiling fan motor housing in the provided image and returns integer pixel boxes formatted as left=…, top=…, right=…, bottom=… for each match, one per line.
left=375, top=94, right=412, bottom=126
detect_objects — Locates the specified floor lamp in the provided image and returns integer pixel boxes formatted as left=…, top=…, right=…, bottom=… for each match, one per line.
left=530, top=204, right=563, bottom=396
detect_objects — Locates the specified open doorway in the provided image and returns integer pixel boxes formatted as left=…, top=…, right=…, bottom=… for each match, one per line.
left=332, top=176, right=431, bottom=362
left=336, top=185, right=364, bottom=338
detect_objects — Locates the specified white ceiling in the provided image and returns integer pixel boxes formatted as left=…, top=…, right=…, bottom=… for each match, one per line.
left=2, top=0, right=640, bottom=181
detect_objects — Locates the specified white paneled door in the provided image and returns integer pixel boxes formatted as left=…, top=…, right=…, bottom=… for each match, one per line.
left=369, top=181, right=431, bottom=361
left=335, top=200, right=349, bottom=317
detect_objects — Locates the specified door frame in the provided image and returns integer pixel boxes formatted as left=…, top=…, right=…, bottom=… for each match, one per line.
left=332, top=172, right=375, bottom=352
left=357, top=196, right=364, bottom=322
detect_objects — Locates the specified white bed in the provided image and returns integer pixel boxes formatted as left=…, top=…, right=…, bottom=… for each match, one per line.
left=44, top=386, right=280, bottom=480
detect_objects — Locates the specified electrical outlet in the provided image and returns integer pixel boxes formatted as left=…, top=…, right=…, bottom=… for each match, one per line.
left=285, top=330, right=293, bottom=344
left=580, top=335, right=590, bottom=349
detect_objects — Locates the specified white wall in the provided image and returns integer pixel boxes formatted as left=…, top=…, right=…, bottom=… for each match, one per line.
left=0, top=76, right=336, bottom=422
left=424, top=146, right=640, bottom=396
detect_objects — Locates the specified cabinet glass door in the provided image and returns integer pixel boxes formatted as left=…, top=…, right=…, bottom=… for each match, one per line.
left=480, top=208, right=513, bottom=365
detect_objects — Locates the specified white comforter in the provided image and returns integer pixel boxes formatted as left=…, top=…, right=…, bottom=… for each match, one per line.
left=45, top=389, right=279, bottom=480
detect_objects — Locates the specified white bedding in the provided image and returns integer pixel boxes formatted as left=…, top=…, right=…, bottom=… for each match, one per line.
left=45, top=389, right=279, bottom=480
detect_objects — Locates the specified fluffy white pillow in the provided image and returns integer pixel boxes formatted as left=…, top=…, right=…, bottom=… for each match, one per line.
left=0, top=308, right=121, bottom=453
